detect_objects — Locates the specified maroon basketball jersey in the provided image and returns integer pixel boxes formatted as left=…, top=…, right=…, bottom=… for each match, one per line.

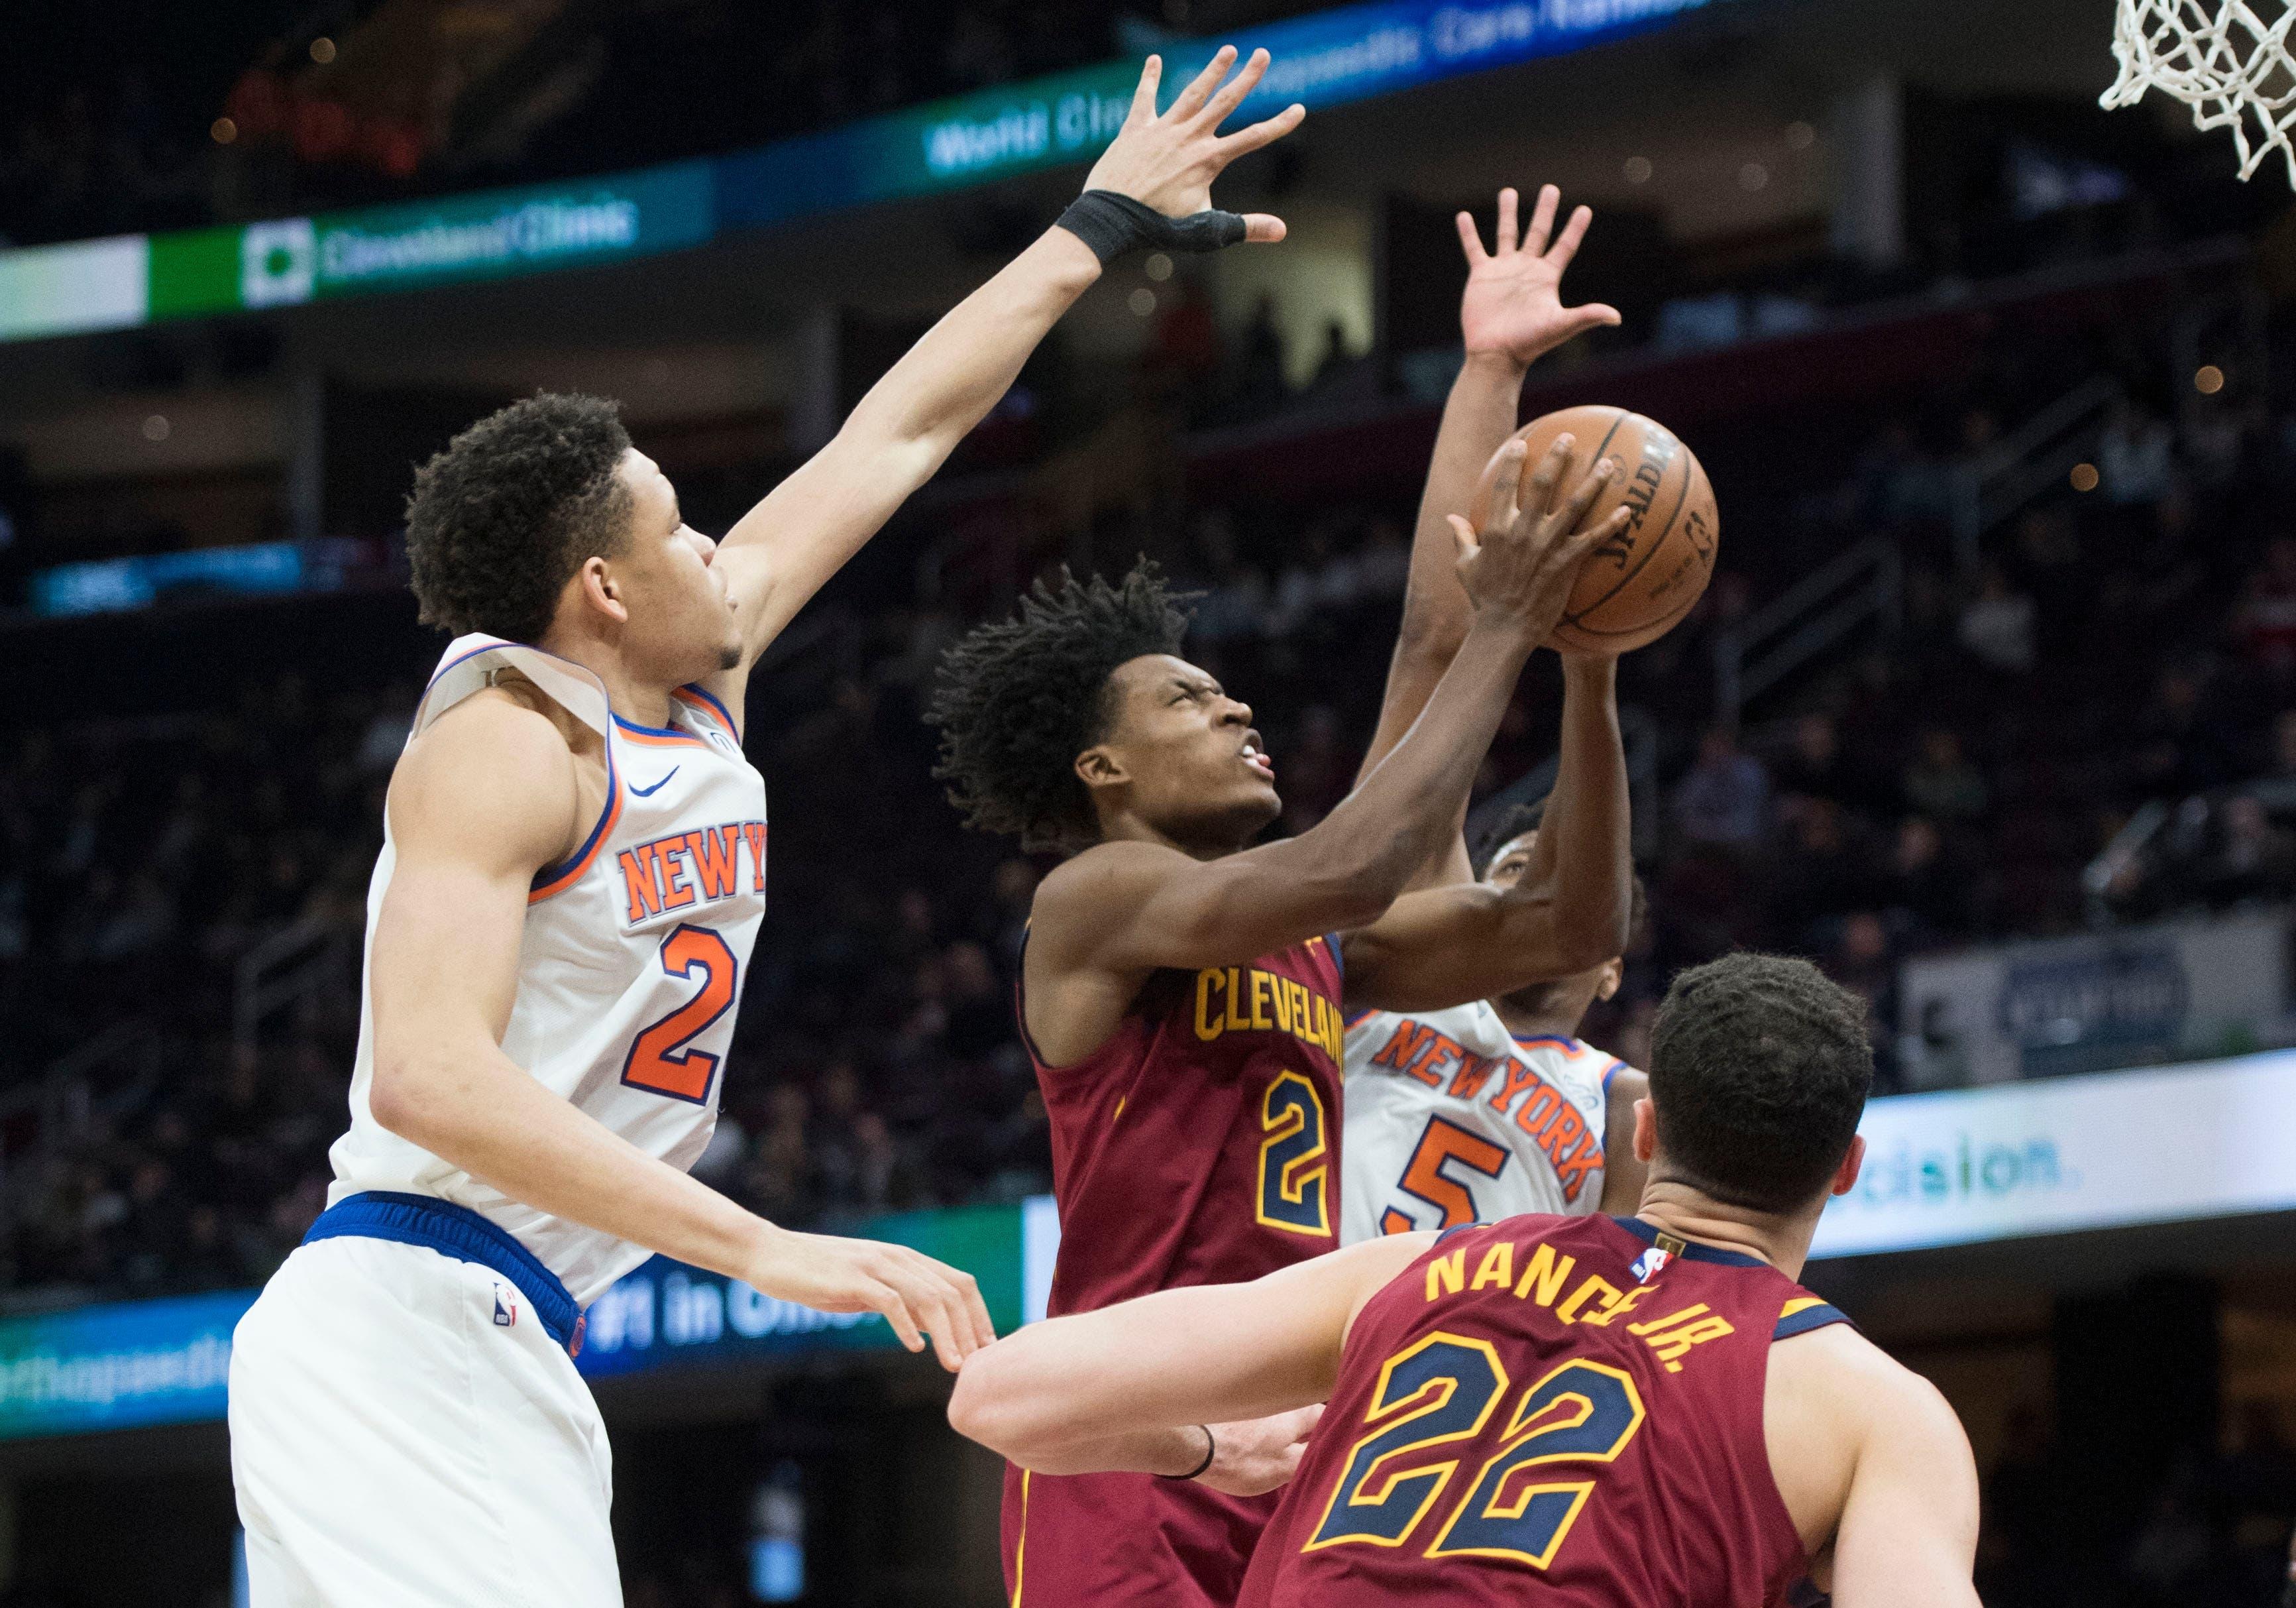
left=1028, top=933, right=1346, bottom=1315
left=1238, top=1214, right=1851, bottom=1608
left=1003, top=934, right=1346, bottom=1607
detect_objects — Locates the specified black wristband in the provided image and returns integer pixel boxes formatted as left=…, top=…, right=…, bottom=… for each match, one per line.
left=1164, top=1424, right=1215, bottom=1481
left=1056, top=190, right=1248, bottom=265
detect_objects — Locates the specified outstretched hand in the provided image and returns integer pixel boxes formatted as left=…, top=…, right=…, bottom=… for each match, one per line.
left=1083, top=47, right=1305, bottom=241
left=1458, top=184, right=1620, bottom=367
left=745, top=1226, right=995, bottom=1372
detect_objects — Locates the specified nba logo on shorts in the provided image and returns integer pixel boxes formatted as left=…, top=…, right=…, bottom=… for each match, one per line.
left=493, top=1285, right=519, bottom=1328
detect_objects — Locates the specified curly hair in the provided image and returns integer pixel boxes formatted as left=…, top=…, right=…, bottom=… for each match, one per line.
left=405, top=393, right=633, bottom=642
left=926, top=562, right=1193, bottom=853
left=1647, top=952, right=1873, bottom=1214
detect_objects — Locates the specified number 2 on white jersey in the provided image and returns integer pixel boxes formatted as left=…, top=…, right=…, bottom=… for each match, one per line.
left=620, top=924, right=738, bottom=1104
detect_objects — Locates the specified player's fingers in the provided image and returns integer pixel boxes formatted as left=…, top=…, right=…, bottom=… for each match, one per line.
left=1521, top=433, right=1573, bottom=521
left=1448, top=514, right=1480, bottom=567
left=1213, top=103, right=1303, bottom=163
left=1523, top=183, right=1559, bottom=256
left=957, top=1270, right=996, bottom=1351
left=1565, top=301, right=1623, bottom=333
left=1494, top=186, right=1519, bottom=255
left=1549, top=202, right=1594, bottom=266
left=889, top=1247, right=990, bottom=1357
left=1195, top=46, right=1268, bottom=129
left=871, top=1282, right=926, bottom=1354
left=1169, top=44, right=1237, bottom=120
left=912, top=1284, right=966, bottom=1371
left=1564, top=506, right=1633, bottom=562
left=1555, top=455, right=1619, bottom=532
left=1283, top=1403, right=1325, bottom=1442
left=1454, top=209, right=1487, bottom=264
left=1239, top=212, right=1287, bottom=243
left=1491, top=439, right=1531, bottom=532
left=1127, top=55, right=1163, bottom=123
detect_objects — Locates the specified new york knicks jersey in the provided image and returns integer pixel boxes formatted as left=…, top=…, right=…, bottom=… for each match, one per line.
left=1341, top=1002, right=1621, bottom=1245
left=327, top=635, right=767, bottom=1304
left=1238, top=1213, right=1851, bottom=1608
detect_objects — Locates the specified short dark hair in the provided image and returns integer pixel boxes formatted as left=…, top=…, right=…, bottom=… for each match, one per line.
left=406, top=393, right=633, bottom=642
left=1473, top=801, right=1545, bottom=878
left=1647, top=952, right=1872, bottom=1214
left=926, top=562, right=1191, bottom=853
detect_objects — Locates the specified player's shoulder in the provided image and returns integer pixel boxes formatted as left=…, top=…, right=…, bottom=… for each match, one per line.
left=390, top=686, right=582, bottom=852
left=1769, top=1309, right=1957, bottom=1440
left=1033, top=839, right=1191, bottom=922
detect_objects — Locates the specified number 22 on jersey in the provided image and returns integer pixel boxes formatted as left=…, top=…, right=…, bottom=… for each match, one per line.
left=1306, top=1333, right=1645, bottom=1570
left=621, top=924, right=738, bottom=1104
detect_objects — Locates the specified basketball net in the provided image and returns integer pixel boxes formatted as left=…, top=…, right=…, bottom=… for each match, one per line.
left=2103, top=0, right=2296, bottom=183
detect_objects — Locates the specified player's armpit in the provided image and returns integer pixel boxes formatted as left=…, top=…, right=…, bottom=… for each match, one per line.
left=1825, top=1371, right=1982, bottom=1608
left=948, top=1234, right=1430, bottom=1473
left=1339, top=880, right=1619, bottom=1014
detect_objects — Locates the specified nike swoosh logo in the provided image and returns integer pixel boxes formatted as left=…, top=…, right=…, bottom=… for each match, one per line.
left=629, top=768, right=679, bottom=797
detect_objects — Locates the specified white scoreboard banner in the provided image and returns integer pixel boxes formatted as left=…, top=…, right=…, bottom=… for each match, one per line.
left=1810, top=1049, right=2296, bottom=1257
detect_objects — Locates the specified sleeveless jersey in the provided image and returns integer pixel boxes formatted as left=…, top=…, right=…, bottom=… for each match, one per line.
left=1341, top=1002, right=1623, bottom=1245
left=1239, top=1214, right=1852, bottom=1608
left=327, top=634, right=767, bottom=1304
left=1002, top=935, right=1348, bottom=1608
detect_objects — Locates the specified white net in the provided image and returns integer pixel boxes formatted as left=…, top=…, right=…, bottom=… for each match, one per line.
left=2103, top=0, right=2296, bottom=184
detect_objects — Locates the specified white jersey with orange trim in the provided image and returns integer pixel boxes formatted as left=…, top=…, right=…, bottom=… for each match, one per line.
left=326, top=634, right=767, bottom=1304
left=1339, top=999, right=1625, bottom=1245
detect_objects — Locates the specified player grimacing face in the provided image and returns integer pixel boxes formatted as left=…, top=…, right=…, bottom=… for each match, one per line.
left=1080, top=654, right=1282, bottom=851
left=599, top=450, right=744, bottom=685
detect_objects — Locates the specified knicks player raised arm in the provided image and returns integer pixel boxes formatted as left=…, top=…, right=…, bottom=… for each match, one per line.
left=949, top=955, right=1981, bottom=1608
left=1334, top=191, right=1649, bottom=1243
left=229, top=47, right=1306, bottom=1608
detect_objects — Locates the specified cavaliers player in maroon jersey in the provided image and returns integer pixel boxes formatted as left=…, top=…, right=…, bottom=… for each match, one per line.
left=927, top=417, right=1631, bottom=1600
left=951, top=952, right=1982, bottom=1608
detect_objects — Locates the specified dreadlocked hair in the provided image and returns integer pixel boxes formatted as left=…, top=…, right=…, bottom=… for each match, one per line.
left=926, top=561, right=1193, bottom=854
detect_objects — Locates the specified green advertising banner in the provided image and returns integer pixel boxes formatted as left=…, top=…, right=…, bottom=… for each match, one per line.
left=140, top=160, right=716, bottom=323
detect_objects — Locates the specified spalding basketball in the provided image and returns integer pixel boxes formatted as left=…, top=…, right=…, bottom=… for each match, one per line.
left=1468, top=404, right=1719, bottom=654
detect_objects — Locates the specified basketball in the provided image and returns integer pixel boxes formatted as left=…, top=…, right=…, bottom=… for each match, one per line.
left=1468, top=404, right=1719, bottom=654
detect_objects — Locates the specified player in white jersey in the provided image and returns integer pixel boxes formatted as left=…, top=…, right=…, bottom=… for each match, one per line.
left=1335, top=185, right=1644, bottom=1244
left=1342, top=817, right=1649, bottom=1241
left=228, top=48, right=1306, bottom=1607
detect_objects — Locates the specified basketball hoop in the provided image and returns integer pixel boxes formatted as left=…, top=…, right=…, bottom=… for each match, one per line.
left=2103, top=0, right=2296, bottom=184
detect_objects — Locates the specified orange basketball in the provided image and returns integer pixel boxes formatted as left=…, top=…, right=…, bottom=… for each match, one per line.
left=1467, top=404, right=1719, bottom=654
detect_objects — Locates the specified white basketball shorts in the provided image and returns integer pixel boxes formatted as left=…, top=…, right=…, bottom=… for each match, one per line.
left=229, top=1234, right=618, bottom=1607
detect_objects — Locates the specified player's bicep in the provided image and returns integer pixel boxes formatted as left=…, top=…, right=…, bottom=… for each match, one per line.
left=369, top=708, right=577, bottom=1076
left=1828, top=1379, right=1982, bottom=1608
left=1343, top=884, right=1578, bottom=1012
left=1044, top=840, right=1376, bottom=976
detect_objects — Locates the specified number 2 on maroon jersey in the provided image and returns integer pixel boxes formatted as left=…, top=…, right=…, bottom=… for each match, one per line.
left=1257, top=1070, right=1331, bottom=1236
left=1307, top=1334, right=1646, bottom=1571
left=621, top=925, right=737, bottom=1104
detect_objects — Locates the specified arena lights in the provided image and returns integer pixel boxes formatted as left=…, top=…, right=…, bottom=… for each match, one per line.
left=2071, top=461, right=2101, bottom=492
left=2197, top=364, right=2226, bottom=393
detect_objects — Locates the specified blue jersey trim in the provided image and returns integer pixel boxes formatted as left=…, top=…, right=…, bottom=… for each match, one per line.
left=678, top=683, right=739, bottom=732
left=1615, top=1214, right=1767, bottom=1268
left=1774, top=1300, right=1855, bottom=1341
left=305, top=1191, right=582, bottom=1352
left=613, top=711, right=688, bottom=739
left=1323, top=932, right=1345, bottom=983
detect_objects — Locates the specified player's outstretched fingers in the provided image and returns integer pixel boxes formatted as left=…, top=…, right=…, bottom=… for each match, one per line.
left=1447, top=513, right=1480, bottom=567
left=1125, top=55, right=1163, bottom=124
left=1486, top=438, right=1530, bottom=537
left=1562, top=506, right=1633, bottom=569
left=1168, top=44, right=1238, bottom=121
left=1496, top=186, right=1521, bottom=255
left=1549, top=202, right=1594, bottom=266
left=1195, top=46, right=1270, bottom=129
left=1215, top=102, right=1305, bottom=164
left=1521, top=433, right=1575, bottom=522
left=871, top=1280, right=927, bottom=1355
left=1455, top=209, right=1488, bottom=263
left=1238, top=213, right=1288, bottom=244
left=1523, top=183, right=1561, bottom=257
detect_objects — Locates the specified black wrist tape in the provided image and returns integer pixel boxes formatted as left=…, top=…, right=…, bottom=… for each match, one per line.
left=1057, top=190, right=1248, bottom=264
